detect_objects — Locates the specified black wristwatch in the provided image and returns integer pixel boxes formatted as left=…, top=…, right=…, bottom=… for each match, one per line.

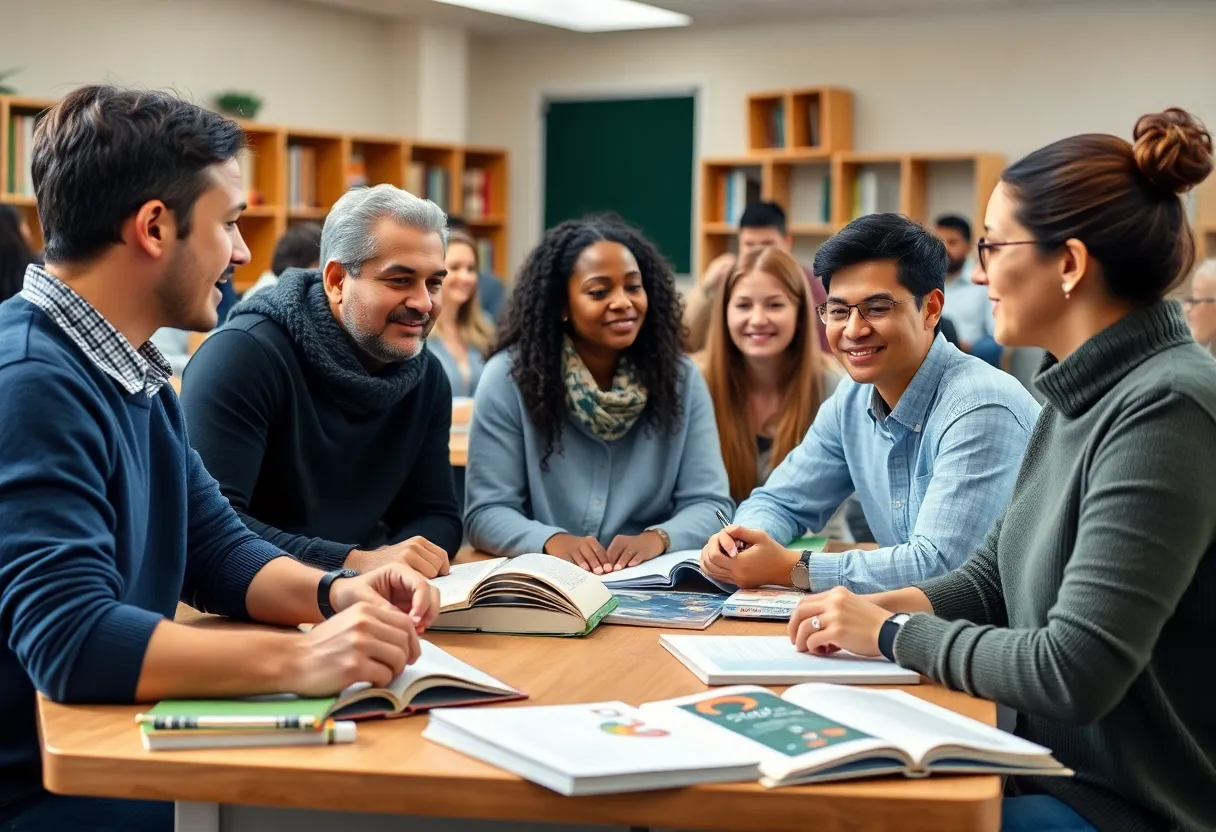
left=317, top=568, right=359, bottom=619
left=878, top=613, right=911, bottom=661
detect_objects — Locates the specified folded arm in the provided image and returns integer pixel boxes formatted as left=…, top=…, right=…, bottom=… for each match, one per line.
left=895, top=394, right=1216, bottom=722
left=464, top=361, right=565, bottom=556
left=811, top=403, right=1029, bottom=594
left=181, top=329, right=352, bottom=568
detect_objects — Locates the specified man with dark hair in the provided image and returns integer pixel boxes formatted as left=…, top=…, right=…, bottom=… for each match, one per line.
left=934, top=213, right=999, bottom=361
left=0, top=86, right=438, bottom=831
left=242, top=221, right=323, bottom=300
left=701, top=213, right=1039, bottom=594
left=446, top=215, right=504, bottom=319
left=683, top=200, right=829, bottom=352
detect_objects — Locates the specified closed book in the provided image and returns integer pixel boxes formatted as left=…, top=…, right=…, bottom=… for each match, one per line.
left=599, top=549, right=732, bottom=593
left=423, top=700, right=761, bottom=796
left=660, top=634, right=920, bottom=686
left=604, top=589, right=724, bottom=630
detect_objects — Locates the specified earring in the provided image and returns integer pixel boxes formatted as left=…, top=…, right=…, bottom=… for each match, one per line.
left=1063, top=284, right=1071, bottom=300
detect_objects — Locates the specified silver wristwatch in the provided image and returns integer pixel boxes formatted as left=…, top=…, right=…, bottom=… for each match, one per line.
left=790, top=551, right=813, bottom=591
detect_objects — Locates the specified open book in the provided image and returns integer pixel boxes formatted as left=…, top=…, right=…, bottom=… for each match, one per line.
left=430, top=553, right=617, bottom=635
left=643, top=684, right=1072, bottom=787
left=660, top=634, right=920, bottom=685
left=139, top=641, right=524, bottom=750
left=598, top=549, right=733, bottom=593
left=423, top=700, right=761, bottom=796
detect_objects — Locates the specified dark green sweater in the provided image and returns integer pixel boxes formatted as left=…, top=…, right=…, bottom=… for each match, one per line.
left=895, top=301, right=1216, bottom=832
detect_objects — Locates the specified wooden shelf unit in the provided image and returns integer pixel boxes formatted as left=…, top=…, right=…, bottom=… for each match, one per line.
left=0, top=96, right=56, bottom=252
left=830, top=152, right=1004, bottom=230
left=747, top=87, right=853, bottom=155
left=0, top=96, right=510, bottom=292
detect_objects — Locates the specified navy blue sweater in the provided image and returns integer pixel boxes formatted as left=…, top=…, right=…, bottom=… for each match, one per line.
left=0, top=298, right=283, bottom=807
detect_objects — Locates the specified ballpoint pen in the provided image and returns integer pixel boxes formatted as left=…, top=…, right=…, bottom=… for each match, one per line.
left=714, top=508, right=747, bottom=556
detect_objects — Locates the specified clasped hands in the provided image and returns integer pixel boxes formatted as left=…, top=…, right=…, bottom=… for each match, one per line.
left=544, top=531, right=666, bottom=574
left=699, top=524, right=892, bottom=658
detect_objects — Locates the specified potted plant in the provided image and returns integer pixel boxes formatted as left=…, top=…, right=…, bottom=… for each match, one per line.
left=0, top=68, right=22, bottom=95
left=214, top=91, right=263, bottom=120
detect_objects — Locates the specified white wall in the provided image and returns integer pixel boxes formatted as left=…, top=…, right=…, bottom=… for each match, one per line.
left=1, top=0, right=407, bottom=133
left=467, top=0, right=1216, bottom=274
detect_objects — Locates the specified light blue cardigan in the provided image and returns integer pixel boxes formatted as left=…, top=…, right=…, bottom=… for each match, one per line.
left=465, top=351, right=734, bottom=557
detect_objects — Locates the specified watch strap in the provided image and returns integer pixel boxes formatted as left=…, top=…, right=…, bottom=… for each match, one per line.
left=317, top=568, right=358, bottom=619
left=878, top=613, right=910, bottom=662
left=790, top=550, right=813, bottom=591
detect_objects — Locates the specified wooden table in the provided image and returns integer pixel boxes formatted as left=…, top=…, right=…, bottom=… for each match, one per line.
left=39, top=619, right=1000, bottom=832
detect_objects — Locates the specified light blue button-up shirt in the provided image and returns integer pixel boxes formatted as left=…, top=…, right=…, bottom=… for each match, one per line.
left=464, top=351, right=734, bottom=557
left=734, top=334, right=1041, bottom=594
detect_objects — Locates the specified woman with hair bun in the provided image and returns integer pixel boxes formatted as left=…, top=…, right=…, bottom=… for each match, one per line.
left=783, top=109, right=1216, bottom=832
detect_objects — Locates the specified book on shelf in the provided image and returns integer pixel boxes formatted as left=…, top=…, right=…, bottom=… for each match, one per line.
left=660, top=634, right=920, bottom=685
left=406, top=160, right=426, bottom=198
left=462, top=167, right=491, bottom=220
left=347, top=149, right=368, bottom=189
left=426, top=165, right=449, bottom=211
left=138, top=641, right=522, bottom=750
left=236, top=146, right=262, bottom=206
left=429, top=553, right=617, bottom=636
left=5, top=113, right=36, bottom=196
left=598, top=549, right=733, bottom=593
left=288, top=144, right=318, bottom=208
left=768, top=99, right=785, bottom=149
left=475, top=237, right=494, bottom=272
left=806, top=96, right=821, bottom=148
left=604, top=589, right=725, bottom=630
left=642, top=684, right=1071, bottom=787
left=723, top=169, right=762, bottom=226
left=423, top=699, right=763, bottom=796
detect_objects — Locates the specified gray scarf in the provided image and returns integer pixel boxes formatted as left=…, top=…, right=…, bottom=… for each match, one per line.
left=227, top=268, right=429, bottom=415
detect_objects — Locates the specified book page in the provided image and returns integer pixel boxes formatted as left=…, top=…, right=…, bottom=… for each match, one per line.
left=386, top=641, right=519, bottom=702
left=430, top=558, right=505, bottom=610
left=599, top=550, right=698, bottom=587
left=782, top=685, right=1052, bottom=765
left=493, top=553, right=612, bottom=618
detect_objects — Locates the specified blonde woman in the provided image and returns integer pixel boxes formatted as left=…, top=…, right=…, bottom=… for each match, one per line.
left=700, top=245, right=840, bottom=502
left=429, top=230, right=495, bottom=397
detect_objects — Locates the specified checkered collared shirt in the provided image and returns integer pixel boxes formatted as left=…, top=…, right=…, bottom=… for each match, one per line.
left=20, top=264, right=173, bottom=397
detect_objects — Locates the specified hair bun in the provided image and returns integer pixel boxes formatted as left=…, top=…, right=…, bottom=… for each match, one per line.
left=1132, top=108, right=1214, bottom=195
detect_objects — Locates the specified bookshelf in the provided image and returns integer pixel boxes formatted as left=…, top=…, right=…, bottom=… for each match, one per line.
left=0, top=96, right=510, bottom=293
left=1194, top=179, right=1216, bottom=264
left=698, top=87, right=1004, bottom=277
left=0, top=96, right=55, bottom=252
left=747, top=87, right=853, bottom=155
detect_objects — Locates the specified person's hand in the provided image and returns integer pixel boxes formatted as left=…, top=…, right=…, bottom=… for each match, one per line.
left=703, top=253, right=737, bottom=290
left=283, top=602, right=421, bottom=696
left=330, top=562, right=441, bottom=633
left=787, top=586, right=891, bottom=657
left=544, top=533, right=610, bottom=574
left=699, top=525, right=798, bottom=588
left=603, top=531, right=665, bottom=571
left=345, top=536, right=451, bottom=578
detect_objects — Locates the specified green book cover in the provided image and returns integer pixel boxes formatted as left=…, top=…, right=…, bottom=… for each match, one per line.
left=580, top=595, right=619, bottom=634
left=677, top=690, right=871, bottom=757
left=144, top=695, right=337, bottom=723
left=788, top=535, right=827, bottom=551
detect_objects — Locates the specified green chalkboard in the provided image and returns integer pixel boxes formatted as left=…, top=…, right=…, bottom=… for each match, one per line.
left=544, top=96, right=695, bottom=274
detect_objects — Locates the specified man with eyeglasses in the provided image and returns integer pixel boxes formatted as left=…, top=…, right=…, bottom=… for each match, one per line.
left=701, top=213, right=1041, bottom=593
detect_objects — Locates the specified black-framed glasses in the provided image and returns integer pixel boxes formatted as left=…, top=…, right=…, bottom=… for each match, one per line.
left=1181, top=297, right=1216, bottom=308
left=817, top=297, right=916, bottom=326
left=976, top=238, right=1047, bottom=271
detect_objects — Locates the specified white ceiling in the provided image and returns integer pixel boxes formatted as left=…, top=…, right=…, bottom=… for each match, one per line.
left=297, top=0, right=1095, bottom=35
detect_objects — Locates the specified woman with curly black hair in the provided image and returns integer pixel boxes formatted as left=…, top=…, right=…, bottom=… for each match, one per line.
left=464, top=214, right=732, bottom=573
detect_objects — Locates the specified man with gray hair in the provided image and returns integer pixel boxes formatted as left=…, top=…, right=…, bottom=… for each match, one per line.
left=181, top=184, right=462, bottom=576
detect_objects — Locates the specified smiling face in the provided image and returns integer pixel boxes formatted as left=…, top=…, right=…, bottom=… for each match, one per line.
left=326, top=218, right=446, bottom=364
left=976, top=181, right=1072, bottom=348
left=825, top=260, right=942, bottom=393
left=442, top=239, right=478, bottom=311
left=565, top=240, right=648, bottom=357
left=726, top=268, right=799, bottom=360
left=154, top=158, right=249, bottom=331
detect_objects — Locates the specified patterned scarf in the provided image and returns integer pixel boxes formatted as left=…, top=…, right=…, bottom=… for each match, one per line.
left=562, top=336, right=648, bottom=441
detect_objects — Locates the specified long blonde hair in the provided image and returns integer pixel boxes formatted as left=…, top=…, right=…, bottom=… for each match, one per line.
left=444, top=230, right=495, bottom=355
left=703, top=246, right=831, bottom=502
